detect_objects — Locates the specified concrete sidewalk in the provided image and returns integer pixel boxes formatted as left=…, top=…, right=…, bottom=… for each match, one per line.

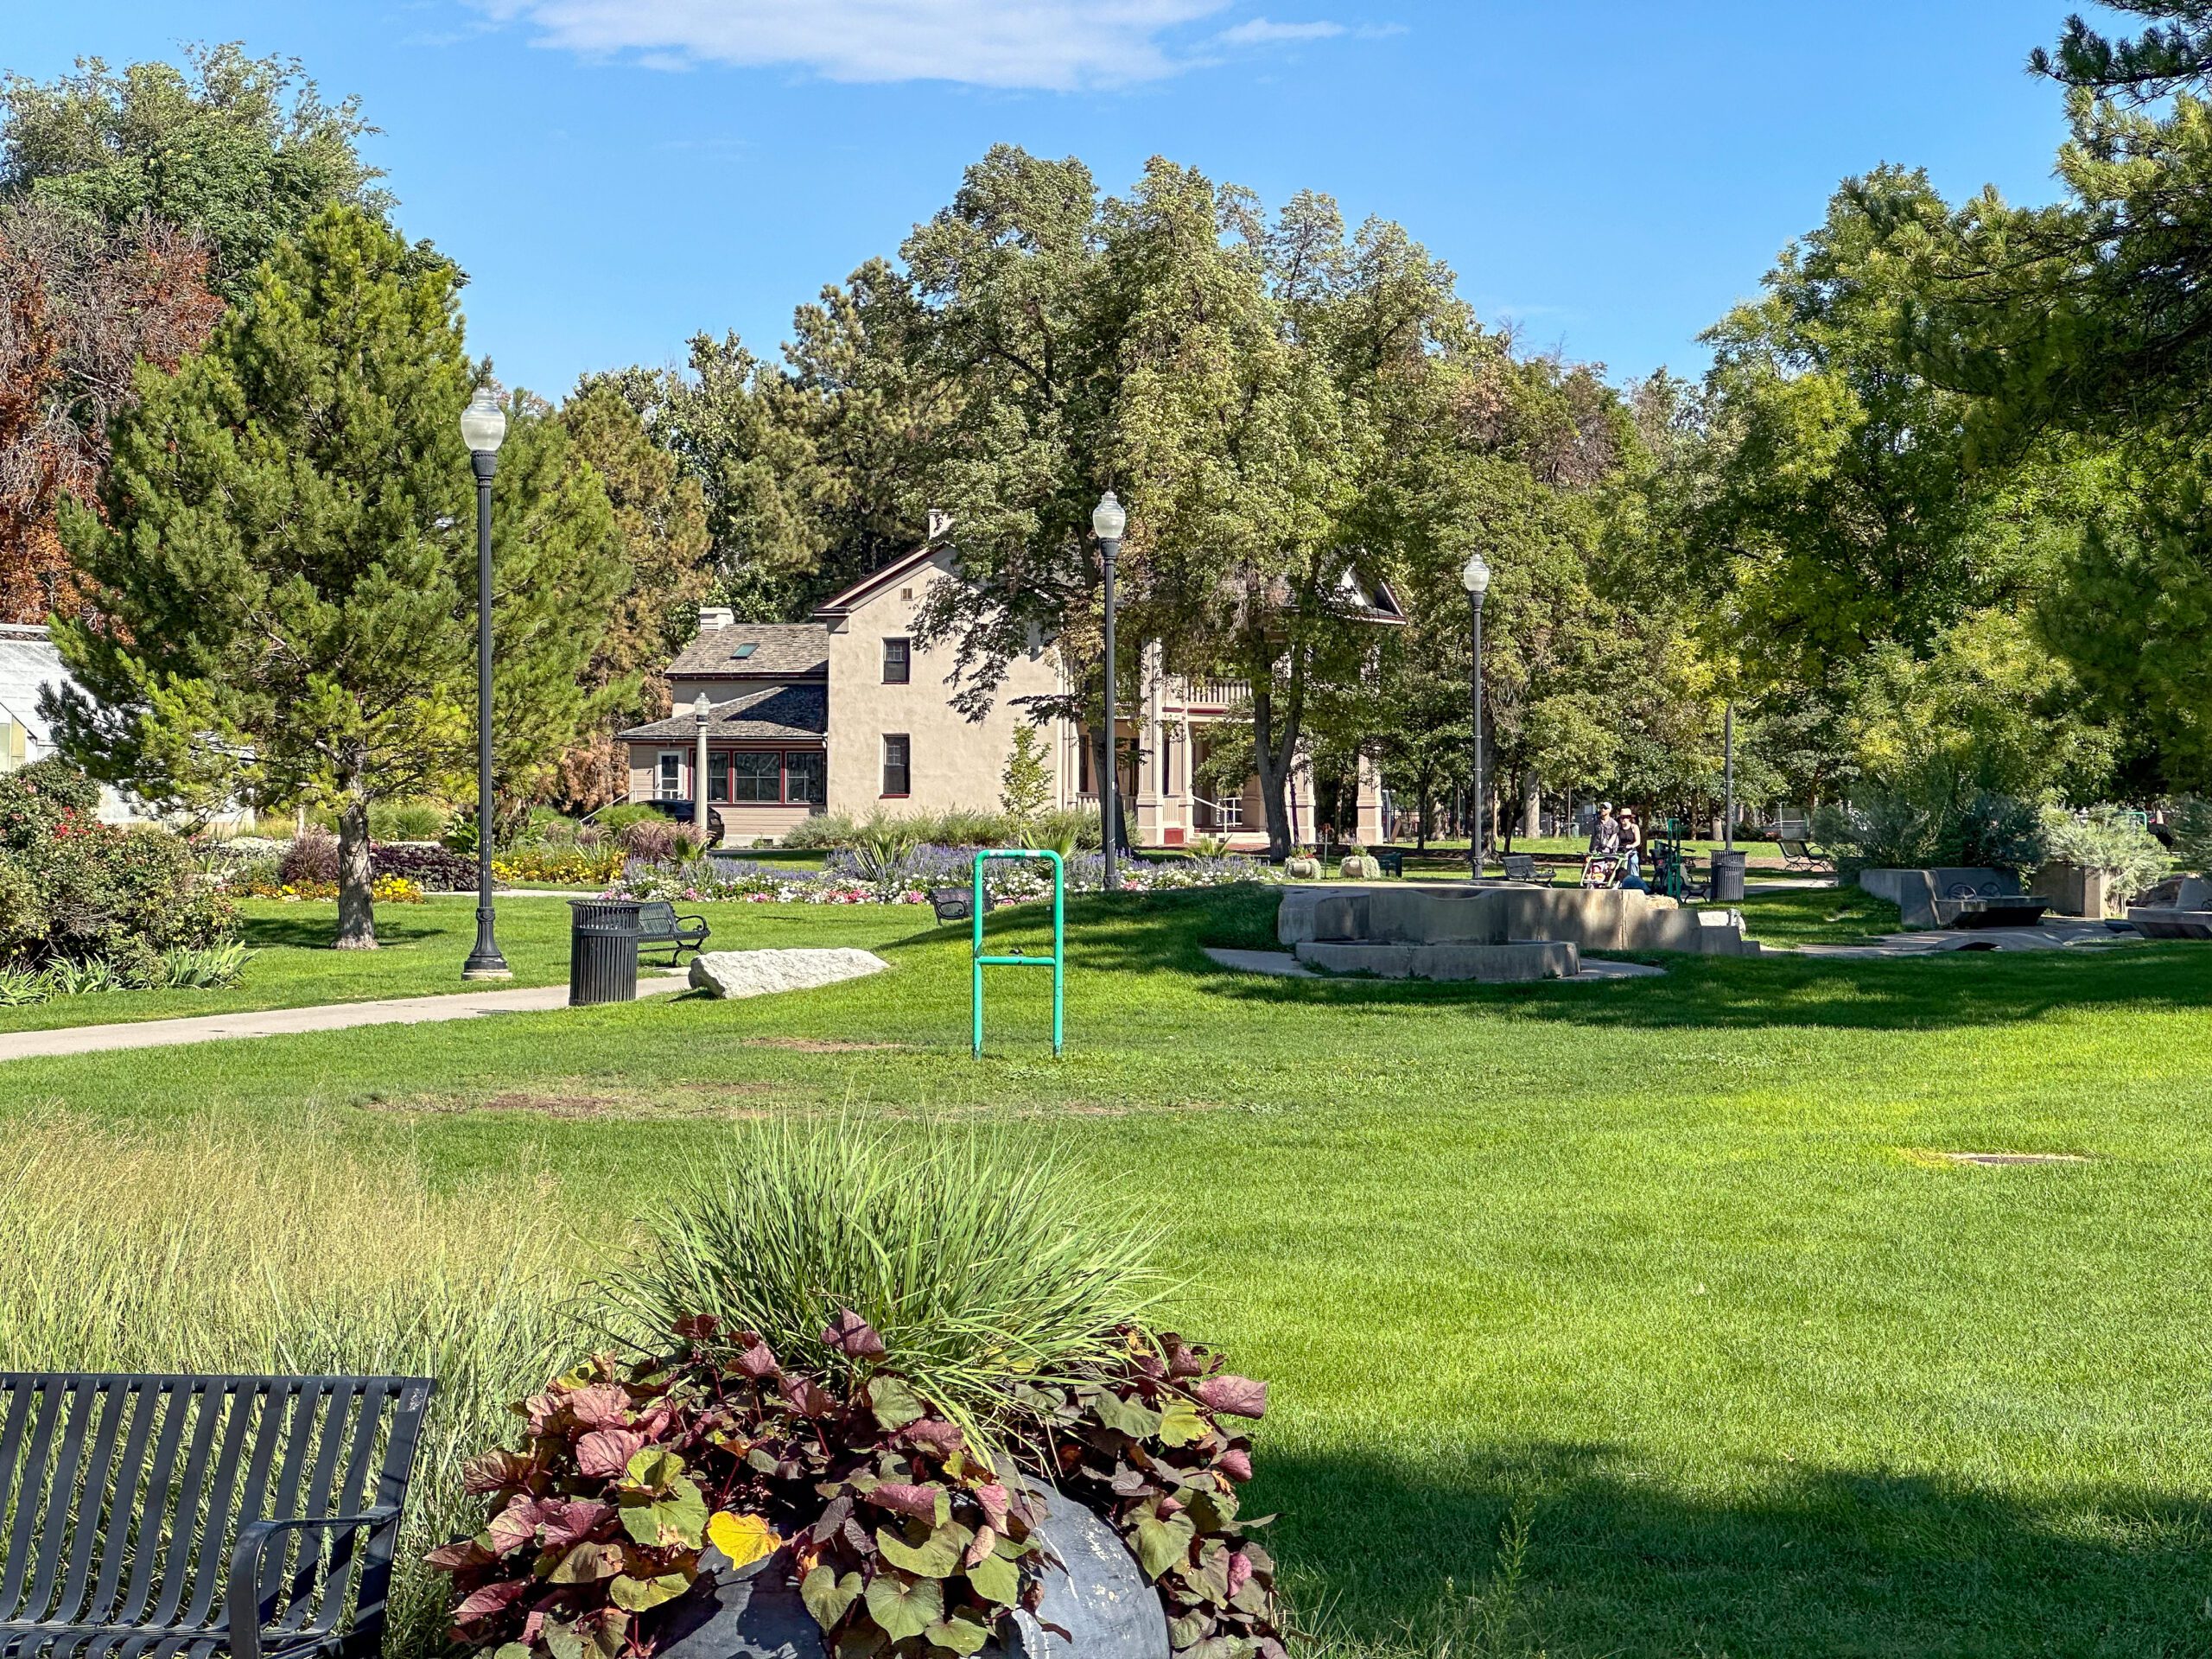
left=0, top=974, right=690, bottom=1064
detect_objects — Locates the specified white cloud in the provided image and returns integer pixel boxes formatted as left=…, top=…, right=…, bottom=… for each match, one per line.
left=1216, top=16, right=1344, bottom=46
left=472, top=0, right=1244, bottom=89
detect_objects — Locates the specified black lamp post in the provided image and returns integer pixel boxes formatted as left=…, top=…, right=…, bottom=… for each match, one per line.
left=461, top=387, right=511, bottom=980
left=1092, top=491, right=1127, bottom=894
left=1461, top=550, right=1491, bottom=882
left=1723, top=699, right=1735, bottom=852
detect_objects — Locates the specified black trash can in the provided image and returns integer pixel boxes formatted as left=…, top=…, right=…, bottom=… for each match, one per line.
left=569, top=899, right=644, bottom=1006
left=1709, top=849, right=1748, bottom=903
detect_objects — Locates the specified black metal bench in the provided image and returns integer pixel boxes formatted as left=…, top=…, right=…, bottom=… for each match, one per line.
left=0, top=1371, right=434, bottom=1659
left=1500, top=853, right=1543, bottom=884
left=1778, top=838, right=1832, bottom=872
left=636, top=899, right=710, bottom=963
left=1371, top=848, right=1404, bottom=878
left=928, top=887, right=996, bottom=924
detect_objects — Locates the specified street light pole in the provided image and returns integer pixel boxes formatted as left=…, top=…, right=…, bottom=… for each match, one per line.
left=1092, top=492, right=1128, bottom=894
left=1723, top=700, right=1735, bottom=852
left=461, top=388, right=510, bottom=980
left=1461, top=552, right=1491, bottom=883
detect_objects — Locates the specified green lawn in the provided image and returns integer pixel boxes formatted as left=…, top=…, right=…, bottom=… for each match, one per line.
left=3, top=887, right=2205, bottom=1655
left=0, top=894, right=902, bottom=1033
left=1700, top=883, right=1904, bottom=947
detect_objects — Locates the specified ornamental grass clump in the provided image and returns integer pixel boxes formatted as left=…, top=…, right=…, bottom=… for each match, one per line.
left=0, top=1113, right=574, bottom=1659
left=603, top=1120, right=1166, bottom=1451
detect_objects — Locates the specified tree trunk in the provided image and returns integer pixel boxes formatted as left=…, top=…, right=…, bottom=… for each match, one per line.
left=1251, top=687, right=1296, bottom=861
left=335, top=797, right=378, bottom=950
left=1524, top=775, right=1541, bottom=840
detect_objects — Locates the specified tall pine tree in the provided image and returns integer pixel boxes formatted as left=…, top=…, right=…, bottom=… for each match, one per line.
left=48, top=204, right=624, bottom=947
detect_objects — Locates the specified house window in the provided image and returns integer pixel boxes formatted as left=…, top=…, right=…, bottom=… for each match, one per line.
left=882, top=638, right=911, bottom=683
left=730, top=751, right=781, bottom=803
left=882, top=734, right=912, bottom=797
left=657, top=752, right=683, bottom=798
left=785, top=750, right=826, bottom=805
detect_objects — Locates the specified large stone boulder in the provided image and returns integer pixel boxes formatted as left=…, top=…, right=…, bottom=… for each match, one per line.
left=688, top=948, right=889, bottom=999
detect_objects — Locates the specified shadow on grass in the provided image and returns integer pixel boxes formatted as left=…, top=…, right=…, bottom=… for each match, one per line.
left=239, top=914, right=448, bottom=950
left=950, top=887, right=2212, bottom=1036
left=1258, top=1443, right=2212, bottom=1656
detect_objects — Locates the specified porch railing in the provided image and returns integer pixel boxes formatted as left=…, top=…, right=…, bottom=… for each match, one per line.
left=1166, top=677, right=1250, bottom=709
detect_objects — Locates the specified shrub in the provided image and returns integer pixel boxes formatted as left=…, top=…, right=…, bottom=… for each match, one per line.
left=779, top=810, right=858, bottom=850
left=604, top=1121, right=1163, bottom=1446
left=0, top=1114, right=572, bottom=1659
left=0, top=762, right=235, bottom=972
left=617, top=816, right=685, bottom=861
left=282, top=825, right=341, bottom=884
left=377, top=842, right=482, bottom=891
left=2038, top=805, right=2171, bottom=900
left=592, top=802, right=664, bottom=838
left=371, top=799, right=453, bottom=842
left=152, top=939, right=251, bottom=989
left=1814, top=783, right=2044, bottom=875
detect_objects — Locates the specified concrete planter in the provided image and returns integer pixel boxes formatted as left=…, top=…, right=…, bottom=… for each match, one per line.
left=1283, top=855, right=1322, bottom=880
left=658, top=1496, right=1169, bottom=1659
left=1338, top=855, right=1380, bottom=880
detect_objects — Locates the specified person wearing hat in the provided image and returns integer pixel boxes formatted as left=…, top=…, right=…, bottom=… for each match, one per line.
left=1588, top=803, right=1619, bottom=856
left=1618, top=807, right=1644, bottom=887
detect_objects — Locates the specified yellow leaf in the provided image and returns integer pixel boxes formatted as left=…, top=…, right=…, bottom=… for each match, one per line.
left=707, top=1510, right=780, bottom=1567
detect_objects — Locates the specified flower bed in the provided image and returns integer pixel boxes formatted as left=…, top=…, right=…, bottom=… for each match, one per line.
left=615, top=847, right=1282, bottom=906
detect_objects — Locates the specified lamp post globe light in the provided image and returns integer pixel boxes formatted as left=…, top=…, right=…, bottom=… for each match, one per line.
left=1092, top=492, right=1127, bottom=894
left=461, top=387, right=510, bottom=980
left=1460, top=550, right=1491, bottom=884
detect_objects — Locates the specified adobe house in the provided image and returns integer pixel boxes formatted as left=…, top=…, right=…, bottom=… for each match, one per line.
left=617, top=537, right=1389, bottom=849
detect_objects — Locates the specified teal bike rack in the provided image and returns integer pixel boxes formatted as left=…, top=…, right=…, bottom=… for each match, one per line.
left=970, top=849, right=1065, bottom=1057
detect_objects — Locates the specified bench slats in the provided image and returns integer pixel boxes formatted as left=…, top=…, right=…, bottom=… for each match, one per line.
left=0, top=1376, right=430, bottom=1659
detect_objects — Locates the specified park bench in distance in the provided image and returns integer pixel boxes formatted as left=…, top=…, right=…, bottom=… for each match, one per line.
left=0, top=1371, right=434, bottom=1659
left=1777, top=839, right=1832, bottom=872
left=930, top=886, right=996, bottom=924
left=636, top=899, right=711, bottom=963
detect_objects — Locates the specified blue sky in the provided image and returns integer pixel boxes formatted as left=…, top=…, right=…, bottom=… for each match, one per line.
left=8, top=1, right=2101, bottom=397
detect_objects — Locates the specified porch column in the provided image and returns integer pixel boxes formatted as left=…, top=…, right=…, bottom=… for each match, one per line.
left=1137, top=642, right=1164, bottom=846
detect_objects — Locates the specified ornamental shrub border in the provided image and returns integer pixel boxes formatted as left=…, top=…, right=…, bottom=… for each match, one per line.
left=617, top=849, right=1283, bottom=907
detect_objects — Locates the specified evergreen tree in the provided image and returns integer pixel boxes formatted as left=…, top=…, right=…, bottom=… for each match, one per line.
left=46, top=204, right=624, bottom=947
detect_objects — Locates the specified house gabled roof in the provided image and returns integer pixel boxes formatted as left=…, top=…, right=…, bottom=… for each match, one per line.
left=619, top=682, right=829, bottom=744
left=810, top=543, right=944, bottom=620
left=666, top=622, right=829, bottom=680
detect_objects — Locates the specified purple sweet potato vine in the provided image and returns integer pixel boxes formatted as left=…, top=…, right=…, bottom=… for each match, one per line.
left=431, top=1313, right=1282, bottom=1659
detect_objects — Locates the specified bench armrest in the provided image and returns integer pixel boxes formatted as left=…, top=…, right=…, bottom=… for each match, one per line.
left=229, top=1507, right=404, bottom=1659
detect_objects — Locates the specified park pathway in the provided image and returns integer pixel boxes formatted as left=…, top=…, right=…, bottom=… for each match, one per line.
left=0, top=974, right=690, bottom=1064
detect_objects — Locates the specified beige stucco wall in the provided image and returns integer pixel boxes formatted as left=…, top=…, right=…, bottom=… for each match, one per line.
left=824, top=554, right=1069, bottom=820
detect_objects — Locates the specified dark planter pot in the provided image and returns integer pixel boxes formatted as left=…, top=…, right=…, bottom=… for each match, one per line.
left=657, top=1495, right=1169, bottom=1659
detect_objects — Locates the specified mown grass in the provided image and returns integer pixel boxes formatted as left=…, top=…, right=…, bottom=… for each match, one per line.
left=1700, top=882, right=1903, bottom=947
left=1, top=887, right=2206, bottom=1656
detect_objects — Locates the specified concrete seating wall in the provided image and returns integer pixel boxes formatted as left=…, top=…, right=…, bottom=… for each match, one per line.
left=1857, top=868, right=2021, bottom=930
left=1277, top=885, right=1758, bottom=969
left=2129, top=874, right=2212, bottom=940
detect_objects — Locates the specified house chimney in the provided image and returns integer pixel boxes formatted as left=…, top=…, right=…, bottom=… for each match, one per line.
left=698, top=604, right=734, bottom=632
left=926, top=508, right=953, bottom=541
